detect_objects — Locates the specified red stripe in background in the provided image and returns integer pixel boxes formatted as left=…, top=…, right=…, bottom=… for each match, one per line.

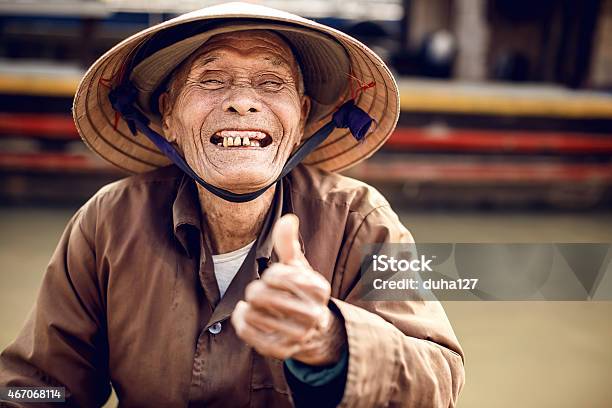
left=387, top=128, right=612, bottom=154
left=0, top=152, right=114, bottom=172
left=1, top=113, right=612, bottom=154
left=345, top=161, right=612, bottom=183
left=0, top=113, right=79, bottom=138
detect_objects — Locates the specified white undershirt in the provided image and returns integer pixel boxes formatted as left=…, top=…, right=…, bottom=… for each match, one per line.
left=211, top=240, right=256, bottom=298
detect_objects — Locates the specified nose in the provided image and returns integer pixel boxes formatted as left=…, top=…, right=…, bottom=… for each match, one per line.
left=222, top=88, right=262, bottom=115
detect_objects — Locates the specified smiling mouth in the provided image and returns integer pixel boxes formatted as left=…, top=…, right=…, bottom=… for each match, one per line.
left=210, top=130, right=273, bottom=148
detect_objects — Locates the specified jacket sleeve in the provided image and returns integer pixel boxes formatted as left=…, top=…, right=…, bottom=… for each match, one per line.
left=330, top=205, right=465, bottom=408
left=0, top=204, right=111, bottom=407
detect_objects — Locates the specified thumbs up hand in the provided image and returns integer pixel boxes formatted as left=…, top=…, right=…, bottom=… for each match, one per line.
left=232, top=214, right=346, bottom=366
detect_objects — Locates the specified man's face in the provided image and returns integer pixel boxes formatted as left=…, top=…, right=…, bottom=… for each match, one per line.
left=159, top=30, right=311, bottom=193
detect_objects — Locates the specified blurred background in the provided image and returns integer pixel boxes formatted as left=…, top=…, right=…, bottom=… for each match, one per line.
left=1, top=0, right=611, bottom=407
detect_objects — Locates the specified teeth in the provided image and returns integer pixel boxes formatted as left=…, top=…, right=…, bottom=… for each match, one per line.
left=218, top=130, right=267, bottom=140
left=218, top=135, right=263, bottom=147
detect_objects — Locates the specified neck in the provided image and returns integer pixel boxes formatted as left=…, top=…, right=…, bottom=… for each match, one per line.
left=197, top=184, right=276, bottom=254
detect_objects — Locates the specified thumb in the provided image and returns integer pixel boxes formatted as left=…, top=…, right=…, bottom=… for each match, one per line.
left=273, top=214, right=308, bottom=266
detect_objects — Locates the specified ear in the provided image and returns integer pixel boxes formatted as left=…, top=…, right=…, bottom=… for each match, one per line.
left=300, top=94, right=311, bottom=127
left=158, top=91, right=175, bottom=142
left=294, top=95, right=312, bottom=149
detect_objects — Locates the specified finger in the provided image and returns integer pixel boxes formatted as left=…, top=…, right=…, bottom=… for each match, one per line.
left=253, top=336, right=302, bottom=361
left=232, top=301, right=301, bottom=359
left=231, top=300, right=253, bottom=336
left=233, top=301, right=275, bottom=340
left=244, top=279, right=292, bottom=319
left=273, top=214, right=308, bottom=266
left=242, top=301, right=312, bottom=341
left=262, top=264, right=331, bottom=305
left=244, top=278, right=324, bottom=327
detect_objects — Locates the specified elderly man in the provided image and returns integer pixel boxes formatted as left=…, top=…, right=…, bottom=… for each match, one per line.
left=0, top=2, right=464, bottom=407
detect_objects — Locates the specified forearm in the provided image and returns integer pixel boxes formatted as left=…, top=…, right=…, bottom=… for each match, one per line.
left=331, top=298, right=465, bottom=408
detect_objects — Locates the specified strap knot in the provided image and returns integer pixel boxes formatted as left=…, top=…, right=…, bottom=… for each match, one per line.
left=331, top=100, right=373, bottom=141
left=108, top=81, right=150, bottom=135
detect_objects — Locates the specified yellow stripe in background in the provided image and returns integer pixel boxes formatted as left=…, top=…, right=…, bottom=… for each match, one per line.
left=0, top=75, right=80, bottom=97
left=1, top=72, right=612, bottom=119
left=400, top=91, right=612, bottom=118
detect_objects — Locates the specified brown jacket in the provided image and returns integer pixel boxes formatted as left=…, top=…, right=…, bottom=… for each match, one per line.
left=0, top=164, right=464, bottom=407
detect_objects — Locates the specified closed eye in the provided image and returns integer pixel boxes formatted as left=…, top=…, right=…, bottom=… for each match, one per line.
left=258, top=78, right=284, bottom=91
left=199, top=78, right=225, bottom=90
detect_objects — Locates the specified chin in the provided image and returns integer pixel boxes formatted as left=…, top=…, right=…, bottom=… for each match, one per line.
left=208, top=167, right=279, bottom=193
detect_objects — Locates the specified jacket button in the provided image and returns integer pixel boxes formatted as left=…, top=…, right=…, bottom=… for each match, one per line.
left=208, top=322, right=222, bottom=335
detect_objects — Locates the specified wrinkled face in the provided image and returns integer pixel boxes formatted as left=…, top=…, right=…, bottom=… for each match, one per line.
left=159, top=30, right=311, bottom=193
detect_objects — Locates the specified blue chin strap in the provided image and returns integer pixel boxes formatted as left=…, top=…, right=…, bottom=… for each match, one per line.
left=109, top=81, right=373, bottom=203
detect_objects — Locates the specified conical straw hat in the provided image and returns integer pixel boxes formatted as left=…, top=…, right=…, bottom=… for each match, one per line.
left=72, top=1, right=399, bottom=174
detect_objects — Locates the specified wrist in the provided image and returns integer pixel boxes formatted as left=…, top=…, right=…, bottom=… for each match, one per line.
left=293, top=306, right=347, bottom=366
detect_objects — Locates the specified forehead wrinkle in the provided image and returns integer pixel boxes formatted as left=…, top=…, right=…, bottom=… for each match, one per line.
left=207, top=31, right=292, bottom=51
left=200, top=55, right=219, bottom=66
left=192, top=46, right=296, bottom=74
left=194, top=30, right=295, bottom=64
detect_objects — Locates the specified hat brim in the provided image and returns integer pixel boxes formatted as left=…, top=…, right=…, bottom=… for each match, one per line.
left=72, top=1, right=399, bottom=174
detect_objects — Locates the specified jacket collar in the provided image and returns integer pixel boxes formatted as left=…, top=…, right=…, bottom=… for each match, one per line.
left=171, top=171, right=294, bottom=264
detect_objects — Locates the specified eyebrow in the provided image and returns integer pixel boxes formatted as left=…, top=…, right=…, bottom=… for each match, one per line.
left=263, top=55, right=290, bottom=68
left=200, top=55, right=219, bottom=66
